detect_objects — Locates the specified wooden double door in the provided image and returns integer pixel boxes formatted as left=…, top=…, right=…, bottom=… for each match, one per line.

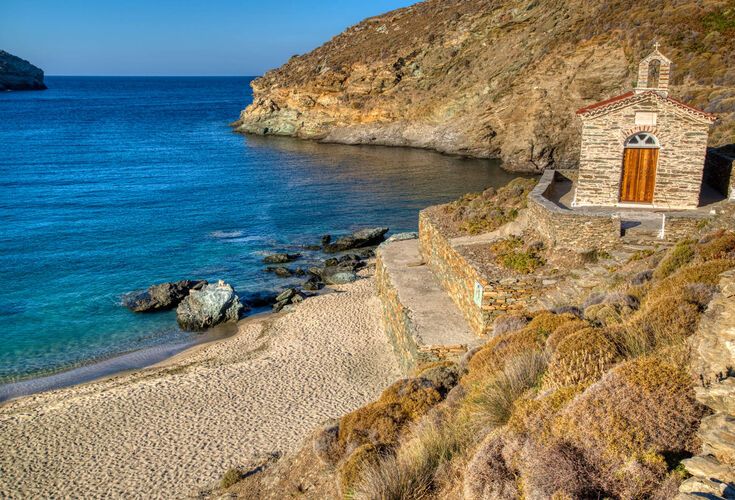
left=619, top=147, right=658, bottom=203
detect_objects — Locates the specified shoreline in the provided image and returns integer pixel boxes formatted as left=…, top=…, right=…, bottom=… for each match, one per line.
left=0, top=271, right=402, bottom=498
left=0, top=317, right=248, bottom=404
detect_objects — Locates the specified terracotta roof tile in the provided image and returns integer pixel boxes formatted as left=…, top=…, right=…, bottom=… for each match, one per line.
left=576, top=90, right=718, bottom=122
left=666, top=96, right=718, bottom=121
left=576, top=91, right=635, bottom=115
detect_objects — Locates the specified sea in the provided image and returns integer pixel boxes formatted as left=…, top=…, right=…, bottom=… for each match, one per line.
left=0, top=76, right=518, bottom=391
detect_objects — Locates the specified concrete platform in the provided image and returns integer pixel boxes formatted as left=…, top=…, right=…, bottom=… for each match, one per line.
left=376, top=238, right=481, bottom=373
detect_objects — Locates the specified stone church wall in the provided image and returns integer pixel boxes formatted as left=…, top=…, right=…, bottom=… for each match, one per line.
left=575, top=97, right=710, bottom=209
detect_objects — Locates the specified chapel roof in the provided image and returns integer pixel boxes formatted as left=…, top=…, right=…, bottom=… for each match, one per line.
left=576, top=90, right=718, bottom=123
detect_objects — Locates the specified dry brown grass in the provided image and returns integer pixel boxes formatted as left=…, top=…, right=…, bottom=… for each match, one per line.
left=464, top=351, right=547, bottom=431
left=544, top=319, right=589, bottom=351
left=696, top=229, right=735, bottom=260
left=353, top=418, right=468, bottom=500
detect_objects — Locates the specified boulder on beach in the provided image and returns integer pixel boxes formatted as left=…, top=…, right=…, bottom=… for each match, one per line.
left=321, top=266, right=358, bottom=285
left=272, top=287, right=307, bottom=312
left=124, top=280, right=207, bottom=313
left=176, top=280, right=246, bottom=331
left=323, top=227, right=389, bottom=253
left=0, top=50, right=47, bottom=91
left=263, top=253, right=302, bottom=264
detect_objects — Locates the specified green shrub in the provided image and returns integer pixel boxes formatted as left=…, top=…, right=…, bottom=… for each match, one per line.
left=220, top=468, right=242, bottom=489
left=653, top=241, right=694, bottom=279
left=580, top=249, right=611, bottom=263
left=491, top=236, right=545, bottom=274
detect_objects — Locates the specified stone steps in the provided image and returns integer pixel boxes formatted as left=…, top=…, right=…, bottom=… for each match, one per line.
left=376, top=238, right=482, bottom=373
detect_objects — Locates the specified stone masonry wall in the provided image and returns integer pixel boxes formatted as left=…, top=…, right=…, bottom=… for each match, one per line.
left=575, top=95, right=711, bottom=209
left=529, top=170, right=622, bottom=251
left=419, top=211, right=539, bottom=336
left=375, top=250, right=467, bottom=373
left=419, top=212, right=488, bottom=335
left=375, top=251, right=421, bottom=374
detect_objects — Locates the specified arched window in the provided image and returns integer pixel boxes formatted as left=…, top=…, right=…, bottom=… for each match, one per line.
left=625, top=132, right=659, bottom=148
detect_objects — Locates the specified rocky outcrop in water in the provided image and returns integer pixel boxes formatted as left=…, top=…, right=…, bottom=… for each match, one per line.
left=176, top=280, right=245, bottom=331
left=323, top=227, right=388, bottom=253
left=0, top=51, right=47, bottom=91
left=263, top=253, right=301, bottom=264
left=233, top=0, right=734, bottom=172
left=124, top=280, right=207, bottom=313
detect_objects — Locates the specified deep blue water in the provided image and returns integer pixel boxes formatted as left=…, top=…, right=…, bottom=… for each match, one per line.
left=0, top=76, right=517, bottom=382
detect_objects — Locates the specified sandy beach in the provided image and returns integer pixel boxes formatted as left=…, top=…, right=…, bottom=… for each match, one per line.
left=0, top=272, right=401, bottom=498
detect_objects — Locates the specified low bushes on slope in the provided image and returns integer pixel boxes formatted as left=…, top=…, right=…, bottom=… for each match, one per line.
left=310, top=230, right=735, bottom=499
left=439, top=177, right=537, bottom=237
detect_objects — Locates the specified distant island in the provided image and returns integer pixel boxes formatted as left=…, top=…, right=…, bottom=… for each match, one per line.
left=0, top=50, right=47, bottom=91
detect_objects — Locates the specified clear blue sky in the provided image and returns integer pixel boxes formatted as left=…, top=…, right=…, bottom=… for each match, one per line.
left=0, top=0, right=416, bottom=76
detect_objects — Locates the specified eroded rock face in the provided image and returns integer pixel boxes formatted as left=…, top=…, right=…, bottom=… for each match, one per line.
left=176, top=280, right=245, bottom=331
left=0, top=50, right=46, bottom=91
left=124, top=280, right=207, bottom=313
left=233, top=0, right=735, bottom=172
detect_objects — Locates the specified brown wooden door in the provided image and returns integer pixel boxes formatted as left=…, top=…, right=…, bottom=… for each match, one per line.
left=619, top=148, right=658, bottom=203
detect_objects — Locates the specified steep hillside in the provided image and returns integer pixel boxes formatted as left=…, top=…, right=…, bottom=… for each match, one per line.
left=233, top=0, right=735, bottom=172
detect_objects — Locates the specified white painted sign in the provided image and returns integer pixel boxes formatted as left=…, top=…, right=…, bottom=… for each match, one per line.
left=473, top=281, right=484, bottom=307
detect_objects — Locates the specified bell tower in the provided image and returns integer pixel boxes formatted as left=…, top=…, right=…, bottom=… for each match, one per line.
left=634, top=42, right=672, bottom=98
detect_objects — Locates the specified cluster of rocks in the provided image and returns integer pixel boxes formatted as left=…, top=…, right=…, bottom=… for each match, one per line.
left=261, top=227, right=389, bottom=294
left=266, top=249, right=374, bottom=312
left=123, top=227, right=389, bottom=330
left=122, top=280, right=207, bottom=313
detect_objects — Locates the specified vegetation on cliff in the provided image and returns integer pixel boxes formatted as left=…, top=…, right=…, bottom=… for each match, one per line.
left=234, top=0, right=734, bottom=172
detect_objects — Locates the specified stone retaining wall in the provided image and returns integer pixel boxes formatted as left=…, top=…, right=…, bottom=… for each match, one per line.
left=528, top=170, right=622, bottom=251
left=375, top=252, right=420, bottom=374
left=418, top=212, right=538, bottom=336
left=375, top=251, right=468, bottom=373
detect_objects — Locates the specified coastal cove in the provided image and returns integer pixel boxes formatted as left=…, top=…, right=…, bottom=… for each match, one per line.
left=0, top=76, right=520, bottom=386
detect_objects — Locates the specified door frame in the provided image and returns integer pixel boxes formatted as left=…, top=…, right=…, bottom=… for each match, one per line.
left=618, top=132, right=660, bottom=205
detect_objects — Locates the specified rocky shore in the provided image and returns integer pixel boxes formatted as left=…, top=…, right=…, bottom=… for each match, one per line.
left=0, top=50, right=46, bottom=91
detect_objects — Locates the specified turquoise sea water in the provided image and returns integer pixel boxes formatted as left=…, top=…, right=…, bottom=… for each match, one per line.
left=0, top=76, right=516, bottom=382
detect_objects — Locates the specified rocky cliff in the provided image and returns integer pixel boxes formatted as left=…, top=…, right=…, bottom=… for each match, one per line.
left=0, top=50, right=47, bottom=91
left=234, top=0, right=735, bottom=172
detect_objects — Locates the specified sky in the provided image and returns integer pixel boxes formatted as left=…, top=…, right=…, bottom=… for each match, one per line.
left=0, top=0, right=417, bottom=76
